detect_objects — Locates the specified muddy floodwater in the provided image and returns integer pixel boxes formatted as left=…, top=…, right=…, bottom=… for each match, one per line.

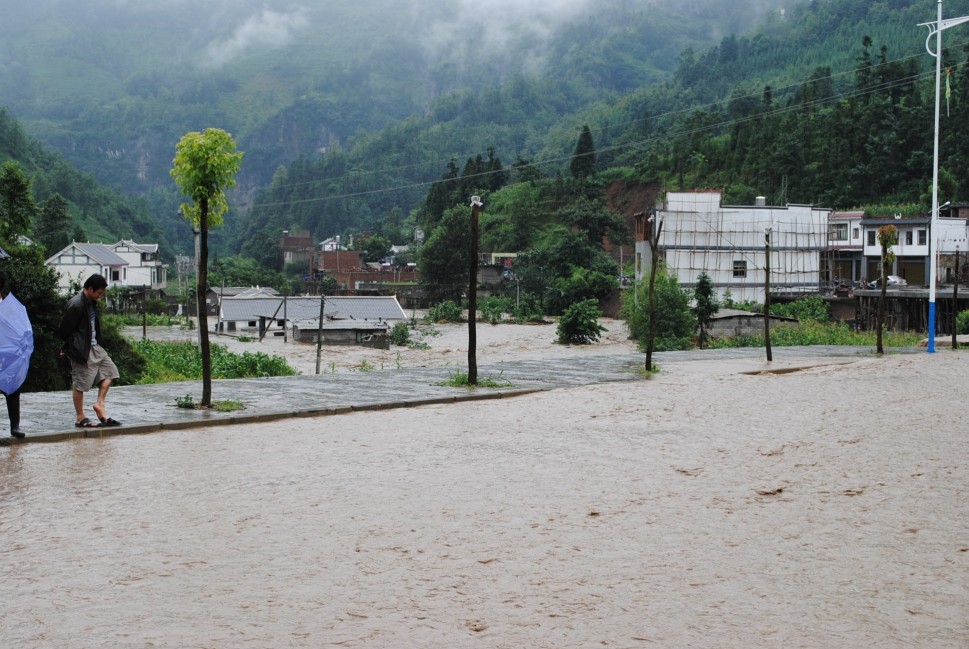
left=1, top=354, right=967, bottom=648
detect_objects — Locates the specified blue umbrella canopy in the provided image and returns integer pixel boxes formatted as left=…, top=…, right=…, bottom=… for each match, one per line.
left=0, top=292, right=33, bottom=394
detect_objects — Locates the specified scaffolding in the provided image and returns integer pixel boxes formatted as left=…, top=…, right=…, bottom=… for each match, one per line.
left=653, top=192, right=830, bottom=303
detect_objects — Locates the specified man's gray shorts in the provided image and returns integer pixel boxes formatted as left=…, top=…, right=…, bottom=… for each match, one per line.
left=71, top=345, right=120, bottom=392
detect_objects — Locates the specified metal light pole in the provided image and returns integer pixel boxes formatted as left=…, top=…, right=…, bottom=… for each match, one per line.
left=919, top=1, right=969, bottom=352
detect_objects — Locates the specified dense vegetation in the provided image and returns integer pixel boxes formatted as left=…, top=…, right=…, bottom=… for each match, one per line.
left=1, top=0, right=965, bottom=351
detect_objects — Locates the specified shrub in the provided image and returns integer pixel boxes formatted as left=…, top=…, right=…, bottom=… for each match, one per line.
left=770, top=295, right=830, bottom=323
left=479, top=295, right=513, bottom=324
left=389, top=322, right=411, bottom=346
left=426, top=299, right=463, bottom=323
left=957, top=310, right=969, bottom=335
left=620, top=265, right=694, bottom=351
left=556, top=299, right=606, bottom=344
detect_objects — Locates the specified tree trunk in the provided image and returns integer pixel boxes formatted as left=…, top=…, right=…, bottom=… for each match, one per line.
left=197, top=199, right=212, bottom=406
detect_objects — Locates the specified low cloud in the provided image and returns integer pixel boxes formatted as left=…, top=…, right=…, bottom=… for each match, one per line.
left=201, top=9, right=309, bottom=69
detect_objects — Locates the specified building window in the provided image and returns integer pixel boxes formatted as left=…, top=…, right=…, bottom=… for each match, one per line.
left=852, top=227, right=860, bottom=239
left=918, top=229, right=927, bottom=245
left=830, top=223, right=848, bottom=241
left=732, top=260, right=747, bottom=278
left=905, top=230, right=913, bottom=246
left=867, top=230, right=876, bottom=246
left=111, top=270, right=120, bottom=282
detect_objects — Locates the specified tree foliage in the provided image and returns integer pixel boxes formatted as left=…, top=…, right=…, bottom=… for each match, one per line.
left=556, top=298, right=606, bottom=344
left=693, top=272, right=718, bottom=349
left=170, top=128, right=243, bottom=406
left=0, top=160, right=36, bottom=247
left=621, top=265, right=695, bottom=352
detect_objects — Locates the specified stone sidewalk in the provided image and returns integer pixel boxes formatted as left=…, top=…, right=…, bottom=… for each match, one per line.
left=1, top=345, right=915, bottom=445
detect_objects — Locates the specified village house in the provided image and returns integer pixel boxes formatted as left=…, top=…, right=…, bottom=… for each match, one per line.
left=45, top=240, right=168, bottom=293
left=216, top=294, right=407, bottom=346
left=637, top=191, right=830, bottom=303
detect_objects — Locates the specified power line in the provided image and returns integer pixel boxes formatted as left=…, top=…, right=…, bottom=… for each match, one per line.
left=245, top=43, right=967, bottom=210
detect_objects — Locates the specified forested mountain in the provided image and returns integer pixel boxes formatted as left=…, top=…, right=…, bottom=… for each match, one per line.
left=0, top=108, right=168, bottom=254
left=4, top=0, right=969, bottom=266
left=2, top=0, right=786, bottom=256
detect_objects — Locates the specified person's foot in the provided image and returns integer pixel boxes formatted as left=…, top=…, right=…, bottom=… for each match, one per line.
left=10, top=428, right=25, bottom=439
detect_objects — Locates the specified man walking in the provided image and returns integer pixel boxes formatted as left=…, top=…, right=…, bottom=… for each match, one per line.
left=57, top=274, right=121, bottom=428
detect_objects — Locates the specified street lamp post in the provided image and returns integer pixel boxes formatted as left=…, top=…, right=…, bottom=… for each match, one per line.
left=919, top=0, right=969, bottom=352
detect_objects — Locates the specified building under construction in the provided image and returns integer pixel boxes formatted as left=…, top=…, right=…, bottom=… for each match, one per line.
left=636, top=191, right=831, bottom=303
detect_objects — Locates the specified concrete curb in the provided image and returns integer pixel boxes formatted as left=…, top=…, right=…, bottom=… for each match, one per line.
left=1, top=388, right=545, bottom=446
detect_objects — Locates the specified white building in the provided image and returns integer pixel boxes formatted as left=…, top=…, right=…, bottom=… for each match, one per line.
left=46, top=240, right=167, bottom=293
left=638, top=191, right=830, bottom=302
left=106, top=240, right=167, bottom=290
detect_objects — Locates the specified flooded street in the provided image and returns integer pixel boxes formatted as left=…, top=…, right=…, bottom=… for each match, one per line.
left=2, top=353, right=967, bottom=648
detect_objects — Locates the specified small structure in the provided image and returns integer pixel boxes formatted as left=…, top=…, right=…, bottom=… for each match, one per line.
left=218, top=295, right=406, bottom=347
left=708, top=308, right=798, bottom=338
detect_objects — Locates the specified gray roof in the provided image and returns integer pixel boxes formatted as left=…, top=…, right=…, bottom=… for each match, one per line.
left=70, top=243, right=128, bottom=266
left=111, top=240, right=159, bottom=253
left=220, top=295, right=406, bottom=323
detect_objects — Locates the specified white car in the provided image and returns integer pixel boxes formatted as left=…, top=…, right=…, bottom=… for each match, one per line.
left=868, top=275, right=907, bottom=289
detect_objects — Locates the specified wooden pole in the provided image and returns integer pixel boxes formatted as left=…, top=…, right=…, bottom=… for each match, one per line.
left=645, top=214, right=662, bottom=372
left=315, top=290, right=326, bottom=374
left=764, top=227, right=772, bottom=362
left=954, top=247, right=959, bottom=350
left=468, top=196, right=482, bottom=385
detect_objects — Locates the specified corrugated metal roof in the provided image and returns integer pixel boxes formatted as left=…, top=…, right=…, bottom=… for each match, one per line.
left=220, top=295, right=406, bottom=322
left=72, top=243, right=129, bottom=266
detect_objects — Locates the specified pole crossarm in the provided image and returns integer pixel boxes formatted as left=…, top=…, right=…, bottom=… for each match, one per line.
left=920, top=15, right=969, bottom=56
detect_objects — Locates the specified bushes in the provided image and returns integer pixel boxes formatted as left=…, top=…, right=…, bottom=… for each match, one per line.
left=957, top=310, right=969, bottom=335
left=132, top=339, right=298, bottom=383
left=389, top=322, right=411, bottom=346
left=556, top=299, right=606, bottom=344
left=426, top=300, right=463, bottom=323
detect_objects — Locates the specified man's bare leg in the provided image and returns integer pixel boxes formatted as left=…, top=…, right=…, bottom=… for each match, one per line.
left=91, top=379, right=111, bottom=422
left=73, top=388, right=86, bottom=424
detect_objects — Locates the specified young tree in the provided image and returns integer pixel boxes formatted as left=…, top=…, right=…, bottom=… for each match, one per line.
left=693, top=272, right=718, bottom=349
left=570, top=125, right=596, bottom=179
left=876, top=224, right=897, bottom=355
left=170, top=128, right=243, bottom=406
left=418, top=204, right=471, bottom=304
left=0, top=160, right=36, bottom=247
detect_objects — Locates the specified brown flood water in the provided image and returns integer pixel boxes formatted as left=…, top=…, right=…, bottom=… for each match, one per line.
left=1, top=364, right=967, bottom=648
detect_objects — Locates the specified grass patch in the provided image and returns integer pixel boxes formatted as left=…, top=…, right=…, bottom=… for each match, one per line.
left=706, top=321, right=923, bottom=348
left=174, top=394, right=246, bottom=412
left=435, top=370, right=512, bottom=388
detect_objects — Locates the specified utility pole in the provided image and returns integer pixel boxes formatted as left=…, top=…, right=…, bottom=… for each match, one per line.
left=953, top=246, right=959, bottom=349
left=764, top=227, right=773, bottom=362
left=468, top=196, right=482, bottom=385
left=315, top=284, right=326, bottom=375
left=645, top=211, right=663, bottom=372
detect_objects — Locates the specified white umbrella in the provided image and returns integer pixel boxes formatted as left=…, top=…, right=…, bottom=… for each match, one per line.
left=0, top=292, right=34, bottom=394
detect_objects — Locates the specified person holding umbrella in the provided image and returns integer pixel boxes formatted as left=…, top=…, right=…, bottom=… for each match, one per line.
left=0, top=269, right=31, bottom=438
left=57, top=273, right=121, bottom=428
